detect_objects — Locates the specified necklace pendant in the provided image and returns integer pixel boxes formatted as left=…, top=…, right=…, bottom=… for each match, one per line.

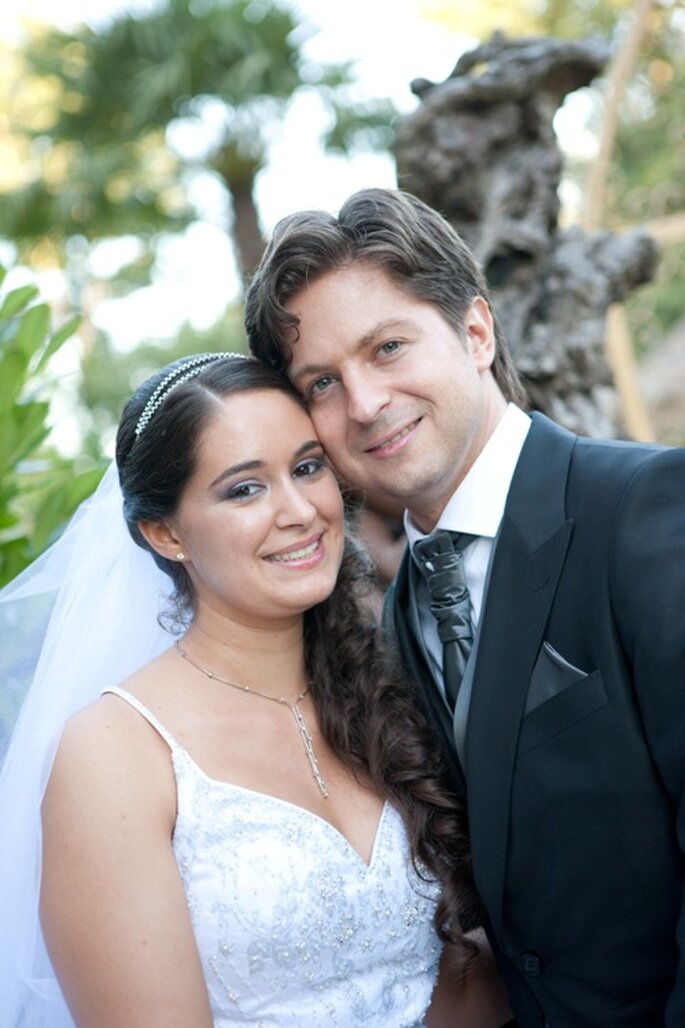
left=175, top=641, right=329, bottom=798
left=292, top=703, right=329, bottom=799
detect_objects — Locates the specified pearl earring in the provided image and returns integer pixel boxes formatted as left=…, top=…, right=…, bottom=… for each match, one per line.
left=176, top=552, right=185, bottom=561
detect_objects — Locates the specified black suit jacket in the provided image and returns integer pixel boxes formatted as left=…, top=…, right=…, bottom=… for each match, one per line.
left=387, top=413, right=685, bottom=1027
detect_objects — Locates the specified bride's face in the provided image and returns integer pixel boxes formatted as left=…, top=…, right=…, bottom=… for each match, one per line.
left=166, top=389, right=344, bottom=626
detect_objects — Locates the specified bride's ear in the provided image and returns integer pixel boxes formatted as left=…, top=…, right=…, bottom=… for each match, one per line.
left=138, top=519, right=186, bottom=562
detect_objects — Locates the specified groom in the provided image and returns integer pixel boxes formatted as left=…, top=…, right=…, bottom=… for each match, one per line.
left=246, top=188, right=685, bottom=1026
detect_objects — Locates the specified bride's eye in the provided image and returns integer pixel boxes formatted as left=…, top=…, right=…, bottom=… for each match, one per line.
left=225, top=481, right=263, bottom=500
left=293, top=457, right=326, bottom=479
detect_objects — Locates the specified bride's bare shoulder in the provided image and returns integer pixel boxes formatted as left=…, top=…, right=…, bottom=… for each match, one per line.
left=52, top=645, right=178, bottom=783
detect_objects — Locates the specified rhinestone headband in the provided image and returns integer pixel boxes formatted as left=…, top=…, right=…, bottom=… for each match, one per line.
left=134, top=352, right=249, bottom=438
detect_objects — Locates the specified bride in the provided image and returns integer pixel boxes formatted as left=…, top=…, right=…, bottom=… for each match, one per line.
left=0, top=353, right=510, bottom=1027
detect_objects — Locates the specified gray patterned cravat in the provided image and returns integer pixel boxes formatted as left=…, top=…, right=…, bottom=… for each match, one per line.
left=414, top=530, right=476, bottom=712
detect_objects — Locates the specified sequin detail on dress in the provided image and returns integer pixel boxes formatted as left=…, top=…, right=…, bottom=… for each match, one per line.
left=104, top=687, right=443, bottom=1027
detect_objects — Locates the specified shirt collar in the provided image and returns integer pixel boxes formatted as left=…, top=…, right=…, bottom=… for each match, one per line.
left=405, top=403, right=531, bottom=546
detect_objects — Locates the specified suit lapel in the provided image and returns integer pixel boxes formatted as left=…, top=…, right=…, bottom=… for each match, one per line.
left=465, top=414, right=576, bottom=933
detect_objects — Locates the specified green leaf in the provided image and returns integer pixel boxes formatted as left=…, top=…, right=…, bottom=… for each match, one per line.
left=35, top=314, right=82, bottom=374
left=2, top=402, right=50, bottom=469
left=32, top=466, right=103, bottom=551
left=0, top=508, right=20, bottom=530
left=32, top=490, right=69, bottom=552
left=0, top=537, right=33, bottom=589
left=0, top=349, right=28, bottom=412
left=16, top=303, right=51, bottom=363
left=0, top=285, right=40, bottom=321
left=0, top=259, right=96, bottom=582
left=65, top=466, right=106, bottom=507
left=0, top=416, right=17, bottom=475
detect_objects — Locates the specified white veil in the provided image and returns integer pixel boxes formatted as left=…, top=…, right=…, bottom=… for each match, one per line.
left=0, top=464, right=175, bottom=1027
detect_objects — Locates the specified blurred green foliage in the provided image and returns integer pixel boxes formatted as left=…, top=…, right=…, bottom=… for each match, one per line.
left=78, top=307, right=248, bottom=452
left=609, top=24, right=685, bottom=356
left=0, top=266, right=105, bottom=586
left=0, top=0, right=396, bottom=283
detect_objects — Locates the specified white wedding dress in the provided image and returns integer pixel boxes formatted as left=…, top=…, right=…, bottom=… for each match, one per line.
left=105, top=687, right=444, bottom=1027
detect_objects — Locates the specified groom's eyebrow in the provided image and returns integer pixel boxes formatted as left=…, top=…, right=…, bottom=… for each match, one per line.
left=290, top=318, right=414, bottom=383
left=209, top=440, right=321, bottom=489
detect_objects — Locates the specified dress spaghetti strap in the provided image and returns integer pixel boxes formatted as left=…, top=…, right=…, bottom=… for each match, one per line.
left=102, top=686, right=179, bottom=753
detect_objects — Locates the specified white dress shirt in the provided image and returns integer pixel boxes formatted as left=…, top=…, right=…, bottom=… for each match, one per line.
left=404, top=403, right=531, bottom=694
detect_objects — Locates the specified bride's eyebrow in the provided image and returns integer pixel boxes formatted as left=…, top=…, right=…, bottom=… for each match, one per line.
left=294, top=440, right=324, bottom=458
left=208, top=441, right=321, bottom=490
left=209, top=460, right=262, bottom=489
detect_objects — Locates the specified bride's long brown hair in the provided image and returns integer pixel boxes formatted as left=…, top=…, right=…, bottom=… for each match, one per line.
left=305, top=536, right=478, bottom=956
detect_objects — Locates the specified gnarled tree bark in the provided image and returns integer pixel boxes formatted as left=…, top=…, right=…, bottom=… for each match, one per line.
left=394, top=33, right=659, bottom=437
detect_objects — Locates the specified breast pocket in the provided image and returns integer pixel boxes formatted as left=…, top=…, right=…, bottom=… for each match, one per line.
left=518, top=641, right=609, bottom=754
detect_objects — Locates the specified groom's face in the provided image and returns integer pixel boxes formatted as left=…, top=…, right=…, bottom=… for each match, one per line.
left=286, top=262, right=500, bottom=532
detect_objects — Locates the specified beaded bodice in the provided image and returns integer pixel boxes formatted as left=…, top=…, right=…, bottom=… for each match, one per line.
left=104, top=687, right=443, bottom=1027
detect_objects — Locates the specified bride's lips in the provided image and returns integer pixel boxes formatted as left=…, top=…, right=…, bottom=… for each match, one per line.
left=264, top=534, right=324, bottom=568
left=364, top=418, right=421, bottom=459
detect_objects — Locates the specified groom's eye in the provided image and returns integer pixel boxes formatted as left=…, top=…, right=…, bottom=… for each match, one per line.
left=309, top=376, right=335, bottom=398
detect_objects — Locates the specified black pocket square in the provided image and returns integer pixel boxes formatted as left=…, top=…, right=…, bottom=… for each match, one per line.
left=525, top=641, right=588, bottom=715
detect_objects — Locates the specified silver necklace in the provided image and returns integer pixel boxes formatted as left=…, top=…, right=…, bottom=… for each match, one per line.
left=175, top=641, right=329, bottom=799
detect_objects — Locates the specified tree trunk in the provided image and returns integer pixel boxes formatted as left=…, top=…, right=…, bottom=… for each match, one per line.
left=229, top=175, right=265, bottom=286
left=212, top=142, right=265, bottom=287
left=582, top=0, right=656, bottom=232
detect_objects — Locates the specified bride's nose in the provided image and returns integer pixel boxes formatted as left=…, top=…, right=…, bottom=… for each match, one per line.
left=273, top=480, right=317, bottom=528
